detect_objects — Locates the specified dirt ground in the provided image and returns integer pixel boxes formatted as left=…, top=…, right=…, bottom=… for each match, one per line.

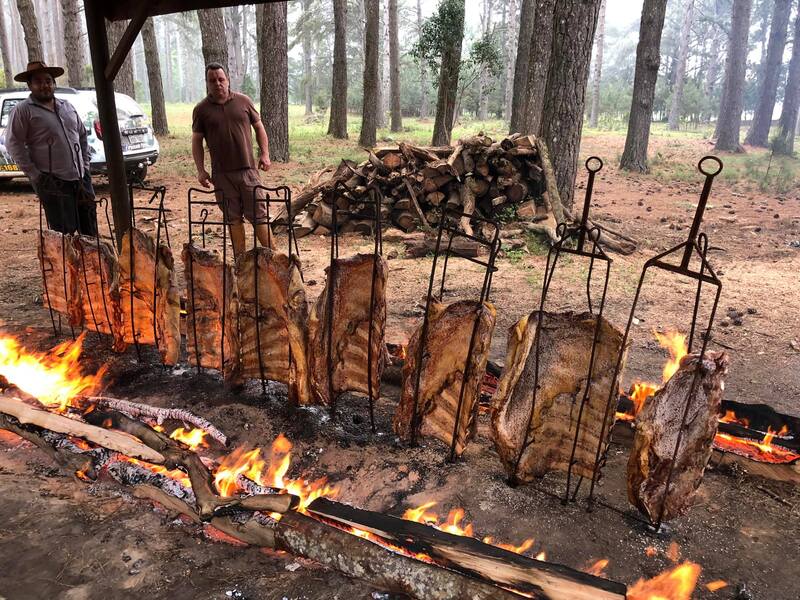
left=0, top=132, right=799, bottom=599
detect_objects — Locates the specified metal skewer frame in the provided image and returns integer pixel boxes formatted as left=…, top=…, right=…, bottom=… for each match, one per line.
left=507, top=157, right=613, bottom=506
left=408, top=207, right=501, bottom=462
left=587, top=155, right=724, bottom=532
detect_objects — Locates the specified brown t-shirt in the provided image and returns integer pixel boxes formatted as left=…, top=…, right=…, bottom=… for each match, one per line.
left=192, top=92, right=260, bottom=173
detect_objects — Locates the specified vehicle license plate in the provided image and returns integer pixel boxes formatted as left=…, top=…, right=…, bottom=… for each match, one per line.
left=0, top=164, right=18, bottom=172
left=127, top=134, right=144, bottom=144
left=126, top=143, right=144, bottom=151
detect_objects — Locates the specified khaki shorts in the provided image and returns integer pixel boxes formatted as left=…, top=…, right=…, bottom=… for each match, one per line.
left=213, top=168, right=268, bottom=224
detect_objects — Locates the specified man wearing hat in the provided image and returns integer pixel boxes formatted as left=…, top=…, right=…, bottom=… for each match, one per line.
left=5, top=61, right=97, bottom=235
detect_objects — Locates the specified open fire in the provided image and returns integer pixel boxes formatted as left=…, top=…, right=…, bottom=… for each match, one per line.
left=615, top=331, right=800, bottom=464
left=0, top=331, right=766, bottom=598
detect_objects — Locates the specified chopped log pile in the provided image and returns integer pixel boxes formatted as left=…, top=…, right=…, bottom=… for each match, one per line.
left=290, top=133, right=563, bottom=240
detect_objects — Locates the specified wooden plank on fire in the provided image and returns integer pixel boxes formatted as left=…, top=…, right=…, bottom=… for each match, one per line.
left=306, top=498, right=627, bottom=600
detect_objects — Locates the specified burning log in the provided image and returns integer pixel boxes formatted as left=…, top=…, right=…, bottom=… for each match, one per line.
left=627, top=352, right=729, bottom=523
left=306, top=498, right=627, bottom=600
left=88, top=395, right=228, bottom=446
left=491, top=311, right=627, bottom=483
left=0, top=396, right=165, bottom=463
left=307, top=253, right=388, bottom=406
left=394, top=300, right=496, bottom=456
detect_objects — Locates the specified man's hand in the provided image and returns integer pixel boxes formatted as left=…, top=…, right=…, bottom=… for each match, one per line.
left=258, top=154, right=271, bottom=171
left=197, top=169, right=212, bottom=188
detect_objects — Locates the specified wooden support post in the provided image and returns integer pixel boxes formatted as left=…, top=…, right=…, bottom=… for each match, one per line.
left=84, top=0, right=130, bottom=250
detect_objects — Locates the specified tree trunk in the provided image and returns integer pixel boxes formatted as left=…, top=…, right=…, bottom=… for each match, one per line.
left=51, top=0, right=63, bottom=66
left=431, top=0, right=465, bottom=146
left=141, top=18, right=168, bottom=136
left=107, top=19, right=136, bottom=98
left=667, top=0, right=694, bottom=131
left=197, top=9, right=228, bottom=72
left=16, top=0, right=43, bottom=62
left=301, top=0, right=313, bottom=115
left=378, top=0, right=389, bottom=128
left=161, top=18, right=173, bottom=102
left=389, top=0, right=402, bottom=131
left=524, top=0, right=555, bottom=135
left=416, top=0, right=429, bottom=119
left=360, top=0, right=380, bottom=147
left=477, top=0, right=492, bottom=121
left=589, top=0, right=606, bottom=128
left=539, top=0, right=601, bottom=210
left=744, top=0, right=792, bottom=147
left=328, top=0, right=348, bottom=138
left=0, top=0, right=15, bottom=87
left=714, top=0, right=753, bottom=152
left=773, top=5, right=800, bottom=155
left=257, top=2, right=289, bottom=162
left=226, top=6, right=244, bottom=90
left=503, top=0, right=517, bottom=121
left=619, top=0, right=668, bottom=172
left=509, top=0, right=534, bottom=133
left=60, top=0, right=83, bottom=87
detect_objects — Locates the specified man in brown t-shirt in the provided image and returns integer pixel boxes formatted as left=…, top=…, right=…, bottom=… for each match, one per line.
left=192, top=63, right=274, bottom=257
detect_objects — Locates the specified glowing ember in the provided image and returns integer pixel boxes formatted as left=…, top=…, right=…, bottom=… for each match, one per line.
left=124, top=456, right=192, bottom=488
left=585, top=558, right=609, bottom=577
left=169, top=427, right=208, bottom=451
left=0, top=333, right=106, bottom=412
left=627, top=562, right=701, bottom=600
left=705, top=580, right=728, bottom=592
left=713, top=427, right=799, bottom=464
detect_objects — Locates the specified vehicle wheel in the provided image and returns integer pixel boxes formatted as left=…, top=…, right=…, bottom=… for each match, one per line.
left=127, top=164, right=147, bottom=184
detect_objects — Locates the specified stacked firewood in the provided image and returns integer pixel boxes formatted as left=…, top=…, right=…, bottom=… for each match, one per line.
left=291, top=133, right=562, bottom=238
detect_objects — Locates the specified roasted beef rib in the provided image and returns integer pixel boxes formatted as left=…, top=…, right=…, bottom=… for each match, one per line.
left=38, top=229, right=82, bottom=327
left=394, top=300, right=496, bottom=456
left=308, top=253, right=388, bottom=406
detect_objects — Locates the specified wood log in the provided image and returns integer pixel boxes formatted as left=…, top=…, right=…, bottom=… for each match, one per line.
left=0, top=396, right=166, bottom=464
left=426, top=191, right=445, bottom=206
left=461, top=133, right=493, bottom=148
left=399, top=141, right=441, bottom=163
left=505, top=181, right=529, bottom=203
left=422, top=173, right=454, bottom=193
left=468, top=177, right=490, bottom=197
left=513, top=134, right=536, bottom=148
left=382, top=152, right=403, bottom=169
left=460, top=176, right=477, bottom=236
left=368, top=151, right=390, bottom=176
left=404, top=179, right=430, bottom=228
left=274, top=511, right=522, bottom=600
left=294, top=211, right=317, bottom=239
left=392, top=211, right=417, bottom=233
left=446, top=188, right=461, bottom=207
left=306, top=498, right=627, bottom=600
left=403, top=237, right=486, bottom=259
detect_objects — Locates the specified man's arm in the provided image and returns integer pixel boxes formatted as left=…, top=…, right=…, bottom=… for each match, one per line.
left=5, top=104, right=41, bottom=183
left=191, top=132, right=211, bottom=187
left=77, top=112, right=91, bottom=176
left=253, top=120, right=271, bottom=171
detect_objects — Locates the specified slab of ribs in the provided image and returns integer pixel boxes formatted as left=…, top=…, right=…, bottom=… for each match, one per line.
left=307, top=253, right=388, bottom=406
left=627, top=351, right=729, bottom=523
left=491, top=311, right=626, bottom=483
left=235, top=248, right=311, bottom=404
left=182, top=243, right=239, bottom=379
left=70, top=234, right=125, bottom=351
left=119, top=227, right=181, bottom=365
left=394, top=300, right=496, bottom=456
left=38, top=229, right=82, bottom=327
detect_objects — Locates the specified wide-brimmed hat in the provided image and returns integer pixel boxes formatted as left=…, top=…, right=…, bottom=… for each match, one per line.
left=14, top=60, right=64, bottom=83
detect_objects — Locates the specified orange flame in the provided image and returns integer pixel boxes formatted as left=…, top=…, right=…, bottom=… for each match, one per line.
left=627, top=562, right=701, bottom=600
left=169, top=427, right=208, bottom=451
left=402, top=501, right=537, bottom=557
left=714, top=425, right=798, bottom=464
left=654, top=331, right=688, bottom=382
left=586, top=558, right=609, bottom=577
left=719, top=410, right=749, bottom=428
left=0, top=333, right=106, bottom=411
left=705, top=580, right=728, bottom=592
left=211, top=435, right=338, bottom=513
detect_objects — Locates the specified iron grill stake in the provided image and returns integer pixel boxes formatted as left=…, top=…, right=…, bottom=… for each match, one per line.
left=324, top=180, right=384, bottom=431
left=507, top=156, right=613, bottom=506
left=408, top=206, right=501, bottom=462
left=186, top=188, right=231, bottom=378
left=127, top=183, right=169, bottom=363
left=587, top=156, right=723, bottom=532
left=248, top=185, right=298, bottom=401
